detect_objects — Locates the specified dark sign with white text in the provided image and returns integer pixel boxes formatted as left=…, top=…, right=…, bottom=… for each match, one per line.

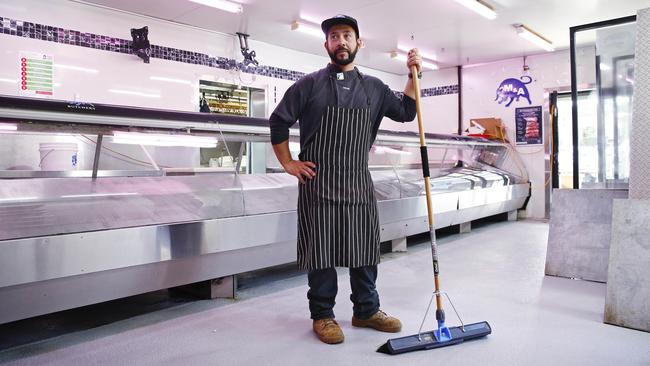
left=515, top=106, right=542, bottom=145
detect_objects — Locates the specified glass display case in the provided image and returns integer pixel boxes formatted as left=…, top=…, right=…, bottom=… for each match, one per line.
left=0, top=95, right=529, bottom=324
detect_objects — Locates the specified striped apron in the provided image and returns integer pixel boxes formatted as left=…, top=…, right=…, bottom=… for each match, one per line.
left=297, top=105, right=380, bottom=270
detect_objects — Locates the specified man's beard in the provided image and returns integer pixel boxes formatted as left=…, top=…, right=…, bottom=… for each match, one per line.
left=328, top=46, right=358, bottom=66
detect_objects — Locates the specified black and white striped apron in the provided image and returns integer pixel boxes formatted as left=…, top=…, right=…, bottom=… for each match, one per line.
left=297, top=105, right=380, bottom=270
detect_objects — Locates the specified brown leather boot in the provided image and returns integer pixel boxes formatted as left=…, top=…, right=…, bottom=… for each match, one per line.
left=351, top=310, right=402, bottom=333
left=313, top=318, right=344, bottom=344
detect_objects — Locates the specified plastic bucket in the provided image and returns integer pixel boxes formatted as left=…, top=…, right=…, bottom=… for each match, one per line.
left=39, top=142, right=79, bottom=171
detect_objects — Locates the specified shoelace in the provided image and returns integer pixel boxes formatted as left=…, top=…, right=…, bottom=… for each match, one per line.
left=375, top=310, right=388, bottom=319
left=319, top=319, right=339, bottom=329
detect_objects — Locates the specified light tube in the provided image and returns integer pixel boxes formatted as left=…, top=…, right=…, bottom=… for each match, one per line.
left=397, top=45, right=437, bottom=62
left=391, top=51, right=439, bottom=70
left=291, top=21, right=323, bottom=38
left=0, top=123, right=18, bottom=131
left=516, top=25, right=554, bottom=52
left=112, top=131, right=218, bottom=148
left=188, top=0, right=242, bottom=13
left=299, top=14, right=323, bottom=25
left=454, top=0, right=497, bottom=20
left=61, top=193, right=139, bottom=199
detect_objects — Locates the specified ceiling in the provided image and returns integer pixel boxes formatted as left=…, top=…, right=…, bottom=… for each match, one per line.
left=78, top=0, right=650, bottom=74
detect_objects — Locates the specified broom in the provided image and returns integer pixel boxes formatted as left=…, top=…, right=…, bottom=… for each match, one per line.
left=376, top=65, right=492, bottom=355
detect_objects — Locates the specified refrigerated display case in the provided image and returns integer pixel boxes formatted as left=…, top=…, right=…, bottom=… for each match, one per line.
left=0, top=95, right=529, bottom=324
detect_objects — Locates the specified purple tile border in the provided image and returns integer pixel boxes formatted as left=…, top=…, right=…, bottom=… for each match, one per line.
left=0, top=16, right=458, bottom=97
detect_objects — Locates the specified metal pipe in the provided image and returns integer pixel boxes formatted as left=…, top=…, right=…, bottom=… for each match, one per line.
left=91, top=134, right=103, bottom=180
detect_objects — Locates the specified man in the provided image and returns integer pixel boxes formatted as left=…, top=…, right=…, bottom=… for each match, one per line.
left=269, top=14, right=422, bottom=345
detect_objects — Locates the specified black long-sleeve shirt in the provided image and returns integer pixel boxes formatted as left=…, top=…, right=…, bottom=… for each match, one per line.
left=269, top=64, right=416, bottom=150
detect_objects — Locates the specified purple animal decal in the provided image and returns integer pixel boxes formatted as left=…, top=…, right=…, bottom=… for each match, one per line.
left=495, top=76, right=532, bottom=107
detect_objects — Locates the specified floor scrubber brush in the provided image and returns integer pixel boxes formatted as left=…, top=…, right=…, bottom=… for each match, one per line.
left=377, top=64, right=491, bottom=355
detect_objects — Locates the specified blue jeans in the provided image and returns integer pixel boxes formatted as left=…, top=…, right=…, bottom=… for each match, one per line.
left=307, top=265, right=380, bottom=320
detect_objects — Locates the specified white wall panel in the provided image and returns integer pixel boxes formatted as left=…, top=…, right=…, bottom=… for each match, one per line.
left=0, top=0, right=407, bottom=116
left=460, top=48, right=596, bottom=218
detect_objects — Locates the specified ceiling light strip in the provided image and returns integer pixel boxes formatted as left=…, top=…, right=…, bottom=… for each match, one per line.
left=454, top=0, right=497, bottom=20
left=0, top=122, right=18, bottom=131
left=391, top=51, right=439, bottom=70
left=112, top=131, right=218, bottom=148
left=397, top=45, right=437, bottom=62
left=188, top=0, right=242, bottom=14
left=516, top=25, right=554, bottom=52
left=291, top=21, right=323, bottom=38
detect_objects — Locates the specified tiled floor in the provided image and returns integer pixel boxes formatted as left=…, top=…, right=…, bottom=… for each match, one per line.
left=1, top=220, right=649, bottom=365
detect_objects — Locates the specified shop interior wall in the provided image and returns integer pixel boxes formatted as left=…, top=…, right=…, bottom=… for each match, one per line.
left=0, top=0, right=458, bottom=171
left=460, top=48, right=596, bottom=218
left=1, top=1, right=598, bottom=220
left=382, top=67, right=460, bottom=135
left=0, top=0, right=416, bottom=112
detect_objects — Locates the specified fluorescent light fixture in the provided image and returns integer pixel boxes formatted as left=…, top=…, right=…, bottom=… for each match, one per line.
left=150, top=76, right=193, bottom=85
left=397, top=45, right=437, bottom=61
left=108, top=89, right=160, bottom=98
left=291, top=20, right=323, bottom=38
left=112, top=131, right=218, bottom=148
left=599, top=63, right=611, bottom=71
left=0, top=196, right=38, bottom=203
left=222, top=185, right=284, bottom=191
left=391, top=51, right=438, bottom=70
left=374, top=146, right=412, bottom=155
left=54, top=64, right=99, bottom=73
left=0, top=78, right=17, bottom=84
left=188, top=0, right=242, bottom=13
left=454, top=0, right=496, bottom=20
left=61, top=192, right=139, bottom=199
left=0, top=123, right=18, bottom=131
left=516, top=25, right=554, bottom=52
left=299, top=14, right=323, bottom=25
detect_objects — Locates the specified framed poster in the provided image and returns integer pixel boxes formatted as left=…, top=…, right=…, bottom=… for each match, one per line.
left=515, top=106, right=542, bottom=145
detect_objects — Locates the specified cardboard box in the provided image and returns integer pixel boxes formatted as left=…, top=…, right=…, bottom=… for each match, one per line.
left=467, top=118, right=509, bottom=142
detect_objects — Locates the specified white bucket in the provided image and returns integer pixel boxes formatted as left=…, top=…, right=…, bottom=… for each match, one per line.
left=39, top=142, right=79, bottom=171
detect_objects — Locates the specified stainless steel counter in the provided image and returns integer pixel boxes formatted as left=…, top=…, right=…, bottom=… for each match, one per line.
left=0, top=95, right=530, bottom=324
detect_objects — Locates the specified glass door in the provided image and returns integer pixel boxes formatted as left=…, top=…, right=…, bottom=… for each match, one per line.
left=570, top=17, right=636, bottom=189
left=556, top=91, right=598, bottom=189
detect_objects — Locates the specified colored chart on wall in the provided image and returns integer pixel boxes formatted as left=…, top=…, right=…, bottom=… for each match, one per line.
left=515, top=106, right=543, bottom=145
left=19, top=52, right=53, bottom=97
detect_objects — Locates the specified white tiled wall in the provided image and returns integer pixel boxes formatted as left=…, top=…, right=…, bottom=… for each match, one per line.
left=0, top=0, right=461, bottom=172
left=0, top=0, right=408, bottom=114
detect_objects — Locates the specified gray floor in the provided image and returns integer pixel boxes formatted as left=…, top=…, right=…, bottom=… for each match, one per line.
left=1, top=220, right=649, bottom=365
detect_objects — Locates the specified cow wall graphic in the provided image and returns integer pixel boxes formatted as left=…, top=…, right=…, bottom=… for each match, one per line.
left=495, top=76, right=532, bottom=107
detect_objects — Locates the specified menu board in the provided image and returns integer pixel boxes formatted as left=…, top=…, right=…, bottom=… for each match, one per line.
left=19, top=52, right=53, bottom=97
left=515, top=106, right=542, bottom=145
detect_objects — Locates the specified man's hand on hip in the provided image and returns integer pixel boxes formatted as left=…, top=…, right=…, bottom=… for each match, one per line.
left=283, top=160, right=316, bottom=184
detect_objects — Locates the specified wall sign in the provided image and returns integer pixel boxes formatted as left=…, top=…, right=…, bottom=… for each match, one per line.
left=19, top=52, right=53, bottom=97
left=515, top=106, right=543, bottom=145
left=495, top=76, right=532, bottom=107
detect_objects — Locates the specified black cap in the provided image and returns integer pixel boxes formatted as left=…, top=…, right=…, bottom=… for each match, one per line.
left=321, top=14, right=359, bottom=38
